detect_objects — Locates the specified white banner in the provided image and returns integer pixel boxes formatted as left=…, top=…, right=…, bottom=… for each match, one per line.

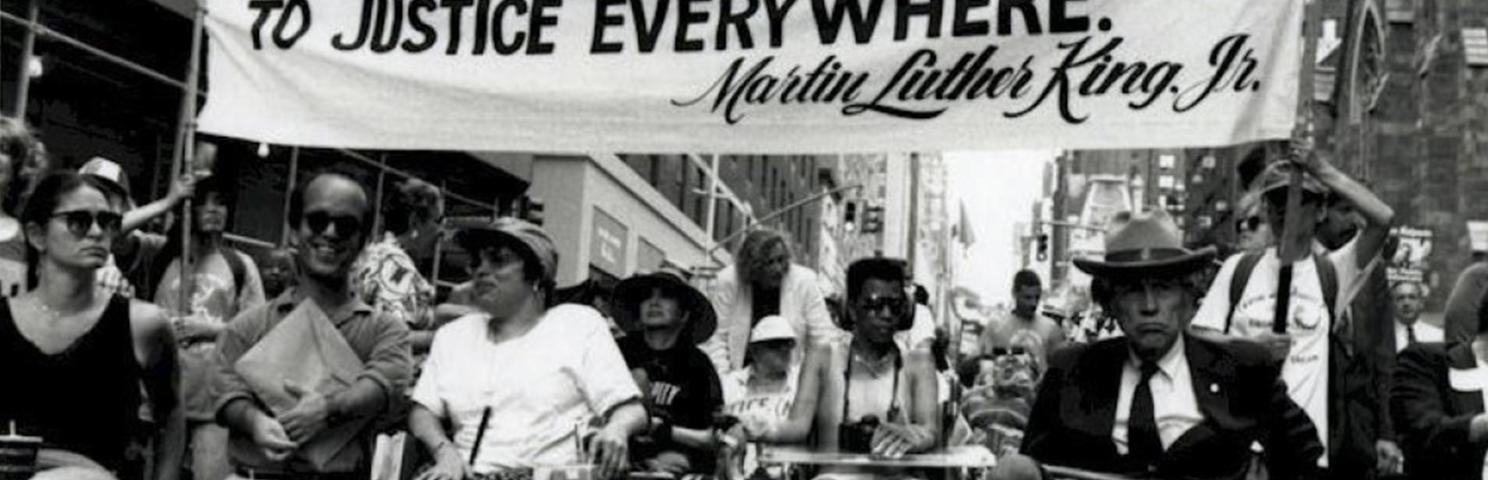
left=198, top=0, right=1304, bottom=153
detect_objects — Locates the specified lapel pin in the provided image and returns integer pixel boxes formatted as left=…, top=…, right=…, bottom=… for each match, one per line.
left=1209, top=383, right=1220, bottom=393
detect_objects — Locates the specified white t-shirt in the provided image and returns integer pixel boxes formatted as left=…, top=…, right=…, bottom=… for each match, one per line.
left=1191, top=241, right=1364, bottom=464
left=411, top=304, right=641, bottom=474
left=721, top=366, right=799, bottom=430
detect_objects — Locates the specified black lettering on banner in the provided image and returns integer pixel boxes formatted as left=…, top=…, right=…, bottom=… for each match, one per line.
left=811, top=0, right=885, bottom=45
left=331, top=0, right=372, bottom=50
left=763, top=0, right=798, bottom=48
left=274, top=0, right=312, bottom=48
left=592, top=0, right=626, bottom=53
left=442, top=0, right=475, bottom=54
left=251, top=0, right=312, bottom=50
left=1175, top=34, right=1261, bottom=111
left=1005, top=36, right=1121, bottom=123
left=894, top=0, right=942, bottom=41
left=473, top=0, right=495, bottom=54
left=672, top=55, right=869, bottom=124
left=1076, top=53, right=1181, bottom=110
left=951, top=0, right=989, bottom=37
left=249, top=0, right=280, bottom=50
left=494, top=0, right=530, bottom=54
left=370, top=0, right=405, bottom=53
left=631, top=0, right=671, bottom=53
left=1049, top=0, right=1089, bottom=33
left=717, top=0, right=758, bottom=50
left=844, top=49, right=947, bottom=118
left=527, top=0, right=560, bottom=54
left=997, top=0, right=1041, bottom=35
left=676, top=0, right=709, bottom=52
left=402, top=0, right=438, bottom=52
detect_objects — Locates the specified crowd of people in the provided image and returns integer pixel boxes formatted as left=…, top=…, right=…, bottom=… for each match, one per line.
left=5, top=117, right=1488, bottom=480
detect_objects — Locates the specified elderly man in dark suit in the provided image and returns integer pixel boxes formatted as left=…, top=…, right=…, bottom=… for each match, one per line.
left=1017, top=212, right=1325, bottom=480
left=1392, top=291, right=1488, bottom=480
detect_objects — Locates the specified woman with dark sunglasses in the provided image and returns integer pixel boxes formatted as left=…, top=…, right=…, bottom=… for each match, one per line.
left=0, top=173, right=183, bottom=480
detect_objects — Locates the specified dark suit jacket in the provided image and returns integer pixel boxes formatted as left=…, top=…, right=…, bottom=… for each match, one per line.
left=1021, top=335, right=1324, bottom=480
left=1392, top=342, right=1488, bottom=480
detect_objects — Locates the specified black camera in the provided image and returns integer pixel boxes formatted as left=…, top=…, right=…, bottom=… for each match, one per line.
left=838, top=415, right=880, bottom=454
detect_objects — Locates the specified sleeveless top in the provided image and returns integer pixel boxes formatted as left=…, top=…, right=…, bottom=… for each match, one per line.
left=0, top=295, right=141, bottom=471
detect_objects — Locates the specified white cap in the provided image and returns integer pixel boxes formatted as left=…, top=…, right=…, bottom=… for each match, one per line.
left=750, top=315, right=796, bottom=344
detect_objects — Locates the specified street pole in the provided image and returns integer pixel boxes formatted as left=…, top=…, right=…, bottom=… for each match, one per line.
left=8, top=0, right=39, bottom=119
left=704, top=154, right=720, bottom=239
left=1274, top=0, right=1321, bottom=334
left=173, top=3, right=206, bottom=316
left=704, top=183, right=862, bottom=262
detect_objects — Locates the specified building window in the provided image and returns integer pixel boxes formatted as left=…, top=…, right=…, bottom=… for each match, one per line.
left=1385, top=0, right=1412, bottom=23
left=1158, top=154, right=1176, bottom=170
left=1158, top=175, right=1175, bottom=189
left=1202, top=155, right=1217, bottom=169
left=1465, top=28, right=1488, bottom=67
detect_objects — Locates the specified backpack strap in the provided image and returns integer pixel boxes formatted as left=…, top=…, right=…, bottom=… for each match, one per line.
left=223, top=247, right=248, bottom=299
left=1226, top=252, right=1265, bottom=334
left=1315, top=253, right=1338, bottom=320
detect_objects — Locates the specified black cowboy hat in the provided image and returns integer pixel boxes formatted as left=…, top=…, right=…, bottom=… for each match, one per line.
left=612, top=270, right=718, bottom=344
left=1073, top=211, right=1217, bottom=278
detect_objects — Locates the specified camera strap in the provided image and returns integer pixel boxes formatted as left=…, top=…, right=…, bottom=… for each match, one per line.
left=841, top=343, right=904, bottom=423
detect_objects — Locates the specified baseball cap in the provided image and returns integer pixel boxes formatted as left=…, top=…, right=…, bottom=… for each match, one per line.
left=750, top=315, right=796, bottom=344
left=78, top=157, right=132, bottom=201
left=453, top=216, right=558, bottom=284
left=1256, top=162, right=1327, bottom=198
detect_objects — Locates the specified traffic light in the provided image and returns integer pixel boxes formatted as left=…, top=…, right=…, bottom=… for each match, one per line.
left=521, top=196, right=545, bottom=226
left=843, top=201, right=858, bottom=231
left=862, top=206, right=884, bottom=233
left=1035, top=233, right=1049, bottom=261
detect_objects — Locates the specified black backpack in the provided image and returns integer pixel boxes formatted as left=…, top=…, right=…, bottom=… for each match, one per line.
left=1223, top=251, right=1338, bottom=334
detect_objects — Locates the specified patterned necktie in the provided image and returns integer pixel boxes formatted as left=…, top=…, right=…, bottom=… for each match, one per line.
left=1407, top=324, right=1418, bottom=346
left=1128, top=361, right=1163, bottom=467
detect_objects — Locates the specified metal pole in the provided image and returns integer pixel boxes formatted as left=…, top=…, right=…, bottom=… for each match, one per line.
left=706, top=183, right=862, bottom=259
left=374, top=154, right=388, bottom=235
left=0, top=10, right=196, bottom=93
left=430, top=180, right=447, bottom=289
left=174, top=4, right=206, bottom=315
left=8, top=0, right=39, bottom=119
left=281, top=146, right=300, bottom=246
left=704, top=154, right=720, bottom=239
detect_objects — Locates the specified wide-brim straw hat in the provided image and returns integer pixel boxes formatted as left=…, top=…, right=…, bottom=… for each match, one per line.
left=612, top=270, right=717, bottom=344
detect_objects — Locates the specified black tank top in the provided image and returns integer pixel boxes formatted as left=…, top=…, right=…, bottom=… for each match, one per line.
left=0, top=295, right=141, bottom=472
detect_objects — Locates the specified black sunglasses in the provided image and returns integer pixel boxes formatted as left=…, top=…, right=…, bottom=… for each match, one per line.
left=989, top=347, right=1028, bottom=357
left=856, top=295, right=909, bottom=316
left=1235, top=216, right=1263, bottom=233
left=52, top=210, right=122, bottom=236
left=304, top=211, right=364, bottom=236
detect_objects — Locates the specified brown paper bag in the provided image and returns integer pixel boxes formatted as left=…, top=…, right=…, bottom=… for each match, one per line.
left=235, top=300, right=371, bottom=470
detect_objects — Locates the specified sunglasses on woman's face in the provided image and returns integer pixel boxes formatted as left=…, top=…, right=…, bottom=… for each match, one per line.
left=52, top=210, right=122, bottom=237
